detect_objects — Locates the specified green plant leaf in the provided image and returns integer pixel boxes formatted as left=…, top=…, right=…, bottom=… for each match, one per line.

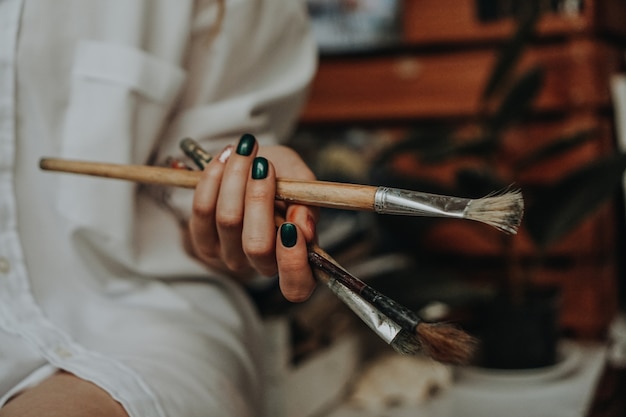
left=420, top=135, right=499, bottom=163
left=387, top=130, right=501, bottom=164
left=525, top=153, right=626, bottom=249
left=373, top=128, right=453, bottom=166
left=514, top=128, right=598, bottom=172
left=481, top=0, right=541, bottom=101
left=488, top=66, right=544, bottom=133
left=455, top=169, right=508, bottom=197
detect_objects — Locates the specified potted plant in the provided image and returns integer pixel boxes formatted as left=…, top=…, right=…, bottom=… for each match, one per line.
left=369, top=3, right=626, bottom=369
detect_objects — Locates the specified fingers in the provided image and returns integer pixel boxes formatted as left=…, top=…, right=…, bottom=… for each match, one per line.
left=190, top=134, right=281, bottom=276
left=189, top=145, right=233, bottom=261
left=243, top=156, right=278, bottom=276
left=286, top=204, right=319, bottom=243
left=215, top=134, right=258, bottom=273
left=188, top=133, right=319, bottom=302
left=277, top=223, right=316, bottom=302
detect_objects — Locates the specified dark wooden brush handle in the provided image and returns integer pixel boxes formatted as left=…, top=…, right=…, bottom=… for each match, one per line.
left=308, top=244, right=422, bottom=331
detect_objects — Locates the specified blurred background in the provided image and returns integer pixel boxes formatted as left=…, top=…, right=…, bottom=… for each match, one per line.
left=259, top=1, right=626, bottom=416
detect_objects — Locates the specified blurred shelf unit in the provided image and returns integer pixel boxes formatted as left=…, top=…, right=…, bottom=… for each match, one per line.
left=301, top=0, right=626, bottom=125
left=301, top=39, right=622, bottom=123
left=402, top=0, right=626, bottom=46
left=299, top=0, right=626, bottom=338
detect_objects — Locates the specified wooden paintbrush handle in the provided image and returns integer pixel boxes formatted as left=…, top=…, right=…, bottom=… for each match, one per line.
left=275, top=179, right=375, bottom=211
left=39, top=158, right=201, bottom=188
left=39, top=158, right=378, bottom=211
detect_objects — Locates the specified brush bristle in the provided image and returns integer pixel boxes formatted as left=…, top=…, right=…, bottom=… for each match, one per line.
left=390, top=329, right=421, bottom=355
left=465, top=189, right=524, bottom=234
left=415, top=322, right=478, bottom=365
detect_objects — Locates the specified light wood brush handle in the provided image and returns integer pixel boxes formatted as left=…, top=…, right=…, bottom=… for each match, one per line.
left=39, top=157, right=524, bottom=234
left=277, top=179, right=375, bottom=211
left=40, top=158, right=200, bottom=187
left=39, top=158, right=377, bottom=211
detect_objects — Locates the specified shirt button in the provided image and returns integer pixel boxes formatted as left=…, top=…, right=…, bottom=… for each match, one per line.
left=55, top=346, right=73, bottom=359
left=0, top=257, right=9, bottom=274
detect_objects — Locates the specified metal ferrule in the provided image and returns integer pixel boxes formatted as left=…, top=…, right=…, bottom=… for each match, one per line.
left=327, top=278, right=401, bottom=345
left=180, top=137, right=213, bottom=169
left=374, top=187, right=471, bottom=219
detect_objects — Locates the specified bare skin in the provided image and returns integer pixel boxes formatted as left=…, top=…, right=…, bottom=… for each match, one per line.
left=0, top=371, right=128, bottom=417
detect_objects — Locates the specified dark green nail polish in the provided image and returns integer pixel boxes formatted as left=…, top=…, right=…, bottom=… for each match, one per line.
left=236, top=133, right=255, bottom=156
left=280, top=223, right=297, bottom=248
left=252, top=157, right=268, bottom=180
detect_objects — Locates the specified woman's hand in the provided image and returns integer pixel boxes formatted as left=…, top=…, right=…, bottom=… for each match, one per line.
left=187, top=133, right=318, bottom=302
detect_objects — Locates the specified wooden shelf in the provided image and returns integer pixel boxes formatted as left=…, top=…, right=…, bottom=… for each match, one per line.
left=402, top=0, right=626, bottom=46
left=300, top=38, right=622, bottom=124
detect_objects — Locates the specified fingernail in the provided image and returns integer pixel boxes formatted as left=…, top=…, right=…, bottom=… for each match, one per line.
left=217, top=145, right=233, bottom=163
left=252, top=157, right=269, bottom=180
left=236, top=133, right=256, bottom=156
left=280, top=223, right=297, bottom=248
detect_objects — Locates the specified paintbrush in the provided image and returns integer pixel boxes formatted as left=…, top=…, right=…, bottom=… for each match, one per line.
left=39, top=156, right=523, bottom=234
left=309, top=244, right=477, bottom=364
left=179, top=138, right=520, bottom=237
left=310, top=262, right=422, bottom=357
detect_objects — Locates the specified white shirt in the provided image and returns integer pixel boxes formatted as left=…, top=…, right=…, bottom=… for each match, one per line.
left=0, top=1, right=317, bottom=416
